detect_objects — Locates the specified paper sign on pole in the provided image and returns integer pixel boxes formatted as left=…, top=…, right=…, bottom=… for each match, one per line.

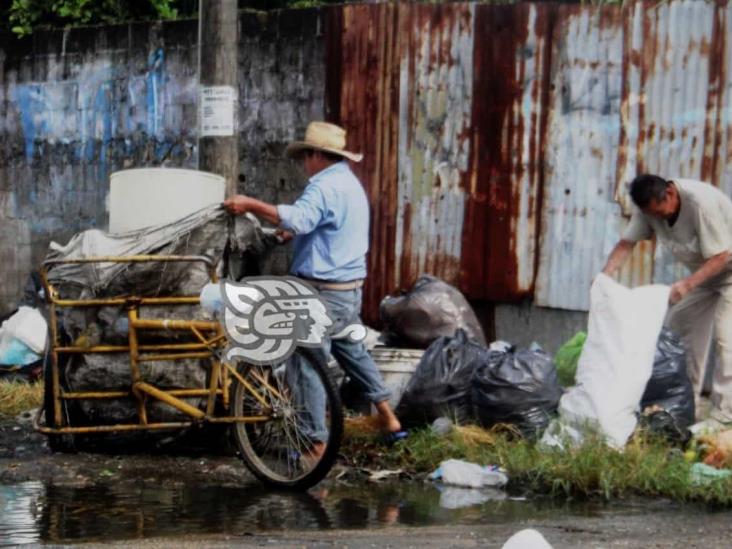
left=199, top=85, right=237, bottom=136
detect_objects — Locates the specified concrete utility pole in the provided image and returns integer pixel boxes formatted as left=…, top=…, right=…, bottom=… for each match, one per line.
left=198, top=0, right=238, bottom=196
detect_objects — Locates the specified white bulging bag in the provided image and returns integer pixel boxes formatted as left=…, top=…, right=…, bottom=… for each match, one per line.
left=543, top=274, right=670, bottom=448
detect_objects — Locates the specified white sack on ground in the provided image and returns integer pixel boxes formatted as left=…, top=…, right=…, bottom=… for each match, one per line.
left=541, top=273, right=670, bottom=449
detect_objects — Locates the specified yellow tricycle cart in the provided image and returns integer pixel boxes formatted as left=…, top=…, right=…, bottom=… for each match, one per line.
left=35, top=255, right=343, bottom=489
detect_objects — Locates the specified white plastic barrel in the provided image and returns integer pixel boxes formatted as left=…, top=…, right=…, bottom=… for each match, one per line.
left=108, top=168, right=225, bottom=233
left=370, top=348, right=424, bottom=409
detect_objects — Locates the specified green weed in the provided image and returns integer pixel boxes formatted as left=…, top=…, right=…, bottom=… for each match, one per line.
left=342, top=424, right=732, bottom=505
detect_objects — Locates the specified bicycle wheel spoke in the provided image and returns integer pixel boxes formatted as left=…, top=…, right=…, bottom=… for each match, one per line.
left=230, top=351, right=343, bottom=488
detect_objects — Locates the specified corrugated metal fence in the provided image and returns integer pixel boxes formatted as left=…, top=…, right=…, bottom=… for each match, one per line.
left=322, top=0, right=732, bottom=318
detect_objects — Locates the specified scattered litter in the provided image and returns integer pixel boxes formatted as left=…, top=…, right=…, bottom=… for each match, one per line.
left=554, top=331, right=586, bottom=387
left=431, top=417, right=454, bottom=436
left=364, top=468, right=403, bottom=483
left=437, top=486, right=506, bottom=509
left=471, top=343, right=562, bottom=439
left=502, top=529, right=553, bottom=549
left=689, top=462, right=732, bottom=486
left=380, top=274, right=486, bottom=348
left=639, top=408, right=690, bottom=445
left=429, top=459, right=508, bottom=489
left=542, top=274, right=670, bottom=449
left=699, top=429, right=732, bottom=469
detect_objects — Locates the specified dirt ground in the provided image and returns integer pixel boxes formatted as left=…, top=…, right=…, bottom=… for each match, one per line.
left=0, top=413, right=250, bottom=487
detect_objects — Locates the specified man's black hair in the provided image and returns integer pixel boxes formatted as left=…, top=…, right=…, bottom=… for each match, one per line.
left=629, top=174, right=671, bottom=208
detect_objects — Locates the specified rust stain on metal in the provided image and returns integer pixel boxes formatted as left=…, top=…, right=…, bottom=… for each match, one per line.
left=463, top=3, right=555, bottom=301
left=702, top=1, right=726, bottom=184
left=325, top=0, right=732, bottom=315
left=394, top=3, right=473, bottom=292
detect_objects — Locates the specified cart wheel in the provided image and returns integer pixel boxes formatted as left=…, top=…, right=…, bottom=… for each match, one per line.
left=43, top=356, right=76, bottom=453
left=230, top=347, right=343, bottom=490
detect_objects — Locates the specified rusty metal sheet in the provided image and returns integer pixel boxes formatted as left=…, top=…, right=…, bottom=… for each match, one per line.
left=395, top=3, right=474, bottom=292
left=535, top=5, right=629, bottom=311
left=715, top=1, right=732, bottom=196
left=462, top=3, right=554, bottom=300
left=326, top=0, right=732, bottom=317
left=325, top=4, right=401, bottom=324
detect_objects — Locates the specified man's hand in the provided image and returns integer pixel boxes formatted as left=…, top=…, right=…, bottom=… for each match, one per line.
left=669, top=278, right=693, bottom=305
left=223, top=195, right=252, bottom=215
left=602, top=239, right=636, bottom=276
left=275, top=228, right=294, bottom=243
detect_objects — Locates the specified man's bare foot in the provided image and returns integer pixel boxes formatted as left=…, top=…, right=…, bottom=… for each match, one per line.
left=374, top=400, right=402, bottom=434
left=308, top=441, right=326, bottom=459
left=300, top=441, right=326, bottom=469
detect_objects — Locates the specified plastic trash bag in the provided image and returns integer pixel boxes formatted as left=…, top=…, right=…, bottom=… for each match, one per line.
left=502, top=529, right=554, bottom=549
left=638, top=409, right=690, bottom=445
left=380, top=274, right=486, bottom=348
left=471, top=344, right=562, bottom=439
left=0, top=306, right=48, bottom=366
left=641, top=328, right=695, bottom=429
left=541, top=274, right=670, bottom=449
left=689, top=462, right=732, bottom=486
left=395, top=329, right=487, bottom=426
left=554, top=331, right=586, bottom=387
left=429, top=459, right=508, bottom=488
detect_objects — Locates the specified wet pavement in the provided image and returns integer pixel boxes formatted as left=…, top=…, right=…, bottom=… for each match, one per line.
left=4, top=478, right=732, bottom=548
left=2, top=416, right=732, bottom=548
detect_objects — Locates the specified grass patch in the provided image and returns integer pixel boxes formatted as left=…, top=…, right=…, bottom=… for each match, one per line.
left=342, top=422, right=732, bottom=506
left=0, top=380, right=43, bottom=417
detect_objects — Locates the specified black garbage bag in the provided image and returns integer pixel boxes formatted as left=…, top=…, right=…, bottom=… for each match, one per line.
left=640, top=328, right=695, bottom=429
left=471, top=344, right=562, bottom=439
left=395, top=329, right=488, bottom=426
left=638, top=410, right=691, bottom=445
left=380, top=274, right=486, bottom=348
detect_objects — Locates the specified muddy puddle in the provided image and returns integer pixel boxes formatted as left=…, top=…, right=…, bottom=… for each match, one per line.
left=2, top=479, right=730, bottom=546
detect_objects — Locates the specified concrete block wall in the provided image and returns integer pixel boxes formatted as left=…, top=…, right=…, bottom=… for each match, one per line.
left=236, top=9, right=326, bottom=275
left=0, top=10, right=326, bottom=312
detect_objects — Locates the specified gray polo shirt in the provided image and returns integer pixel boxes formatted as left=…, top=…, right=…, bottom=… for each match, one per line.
left=622, top=178, right=732, bottom=285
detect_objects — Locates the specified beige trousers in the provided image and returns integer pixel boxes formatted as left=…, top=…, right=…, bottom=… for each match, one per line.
left=666, top=283, right=732, bottom=422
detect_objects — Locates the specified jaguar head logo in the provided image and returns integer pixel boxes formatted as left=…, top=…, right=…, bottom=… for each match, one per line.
left=221, top=277, right=333, bottom=364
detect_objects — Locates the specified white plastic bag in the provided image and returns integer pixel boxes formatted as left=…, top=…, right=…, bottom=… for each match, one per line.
left=502, top=529, right=553, bottom=549
left=430, top=459, right=508, bottom=488
left=0, top=306, right=48, bottom=365
left=541, top=274, right=669, bottom=449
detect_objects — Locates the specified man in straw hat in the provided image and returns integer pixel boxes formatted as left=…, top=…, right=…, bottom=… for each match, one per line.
left=224, top=121, right=405, bottom=457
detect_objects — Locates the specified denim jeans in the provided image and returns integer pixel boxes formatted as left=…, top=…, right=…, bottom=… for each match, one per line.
left=287, top=288, right=391, bottom=442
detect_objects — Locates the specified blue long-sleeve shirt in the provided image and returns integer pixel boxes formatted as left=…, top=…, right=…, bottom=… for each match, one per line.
left=276, top=161, right=369, bottom=282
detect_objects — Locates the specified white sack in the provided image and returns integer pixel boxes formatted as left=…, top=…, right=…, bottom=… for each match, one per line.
left=542, top=273, right=670, bottom=449
left=0, top=306, right=48, bottom=354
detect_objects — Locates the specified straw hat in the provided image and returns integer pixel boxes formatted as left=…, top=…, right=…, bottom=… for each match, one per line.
left=285, top=121, right=363, bottom=163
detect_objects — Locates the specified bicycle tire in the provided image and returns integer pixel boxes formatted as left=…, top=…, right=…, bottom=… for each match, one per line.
left=230, top=347, right=343, bottom=489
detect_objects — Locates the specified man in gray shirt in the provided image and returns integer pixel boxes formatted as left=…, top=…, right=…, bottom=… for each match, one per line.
left=603, top=174, right=732, bottom=429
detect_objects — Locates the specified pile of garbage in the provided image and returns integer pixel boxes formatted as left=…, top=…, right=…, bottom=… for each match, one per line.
left=386, top=273, right=697, bottom=449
